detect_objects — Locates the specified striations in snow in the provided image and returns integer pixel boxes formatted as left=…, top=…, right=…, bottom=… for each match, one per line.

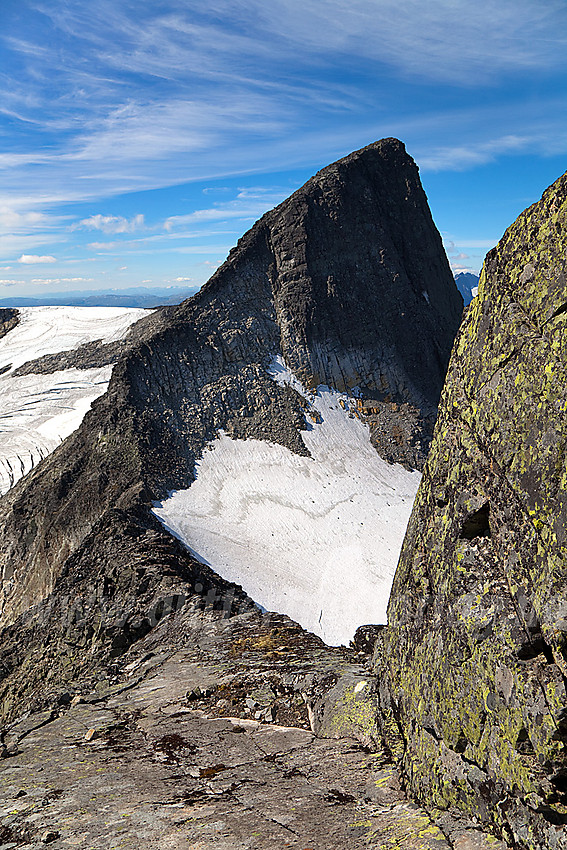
left=0, top=307, right=148, bottom=494
left=154, top=357, right=419, bottom=645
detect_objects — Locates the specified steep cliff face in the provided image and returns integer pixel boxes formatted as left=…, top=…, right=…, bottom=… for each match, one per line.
left=0, top=139, right=461, bottom=714
left=377, top=170, right=567, bottom=848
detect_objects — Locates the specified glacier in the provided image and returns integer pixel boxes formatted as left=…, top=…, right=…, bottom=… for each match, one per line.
left=153, top=357, right=420, bottom=646
left=0, top=306, right=147, bottom=494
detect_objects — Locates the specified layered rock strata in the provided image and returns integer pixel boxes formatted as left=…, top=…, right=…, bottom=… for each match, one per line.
left=376, top=168, right=567, bottom=848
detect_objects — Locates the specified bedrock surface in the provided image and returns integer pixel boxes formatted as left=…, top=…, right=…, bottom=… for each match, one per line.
left=0, top=601, right=507, bottom=850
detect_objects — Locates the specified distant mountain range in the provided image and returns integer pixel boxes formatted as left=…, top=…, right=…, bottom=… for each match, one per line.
left=0, top=285, right=196, bottom=309
left=454, top=271, right=479, bottom=305
left=3, top=277, right=478, bottom=311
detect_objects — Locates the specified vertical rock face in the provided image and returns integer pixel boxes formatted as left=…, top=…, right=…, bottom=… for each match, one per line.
left=126, top=138, right=462, bottom=491
left=377, top=170, right=567, bottom=848
left=0, top=139, right=461, bottom=714
left=263, top=138, right=460, bottom=409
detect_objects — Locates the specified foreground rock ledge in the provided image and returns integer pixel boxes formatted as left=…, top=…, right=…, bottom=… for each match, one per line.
left=0, top=604, right=505, bottom=850
left=376, top=167, right=567, bottom=848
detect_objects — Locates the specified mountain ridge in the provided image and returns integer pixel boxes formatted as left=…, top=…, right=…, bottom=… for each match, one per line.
left=0, top=138, right=462, bottom=712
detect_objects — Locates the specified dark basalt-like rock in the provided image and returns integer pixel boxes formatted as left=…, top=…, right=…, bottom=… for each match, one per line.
left=376, top=168, right=567, bottom=848
left=0, top=307, right=19, bottom=343
left=0, top=138, right=461, bottom=719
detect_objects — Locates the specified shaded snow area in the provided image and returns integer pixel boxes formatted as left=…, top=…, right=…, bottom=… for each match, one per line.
left=153, top=356, right=420, bottom=646
left=0, top=306, right=147, bottom=494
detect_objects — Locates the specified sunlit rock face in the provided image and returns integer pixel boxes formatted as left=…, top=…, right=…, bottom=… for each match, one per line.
left=0, top=139, right=461, bottom=717
left=376, top=169, right=567, bottom=849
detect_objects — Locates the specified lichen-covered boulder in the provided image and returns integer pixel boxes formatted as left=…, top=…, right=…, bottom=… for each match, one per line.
left=376, top=170, right=567, bottom=849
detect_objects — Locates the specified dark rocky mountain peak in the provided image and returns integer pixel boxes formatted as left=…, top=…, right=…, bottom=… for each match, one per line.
left=454, top=271, right=479, bottom=305
left=0, top=139, right=461, bottom=724
left=200, top=138, right=461, bottom=405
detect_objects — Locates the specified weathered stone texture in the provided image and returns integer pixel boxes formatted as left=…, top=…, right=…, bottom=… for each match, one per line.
left=0, top=602, right=502, bottom=850
left=376, top=169, right=567, bottom=847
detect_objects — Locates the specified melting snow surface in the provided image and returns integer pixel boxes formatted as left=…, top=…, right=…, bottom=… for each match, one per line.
left=153, top=356, right=421, bottom=646
left=0, top=306, right=148, bottom=494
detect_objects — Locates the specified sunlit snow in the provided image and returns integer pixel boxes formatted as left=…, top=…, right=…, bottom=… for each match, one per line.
left=153, top=356, right=420, bottom=645
left=0, top=306, right=148, bottom=494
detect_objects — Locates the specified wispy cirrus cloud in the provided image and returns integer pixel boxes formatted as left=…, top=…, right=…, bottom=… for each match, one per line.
left=416, top=133, right=540, bottom=171
left=251, top=0, right=567, bottom=83
left=31, top=0, right=567, bottom=89
left=28, top=277, right=93, bottom=286
left=0, top=202, right=70, bottom=263
left=164, top=188, right=287, bottom=230
left=1, top=1, right=567, bottom=294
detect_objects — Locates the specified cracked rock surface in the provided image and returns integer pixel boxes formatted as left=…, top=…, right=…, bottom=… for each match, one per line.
left=375, top=163, right=567, bottom=847
left=0, top=602, right=505, bottom=850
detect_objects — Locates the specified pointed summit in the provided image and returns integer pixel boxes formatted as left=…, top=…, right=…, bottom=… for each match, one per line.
left=0, top=140, right=461, bottom=710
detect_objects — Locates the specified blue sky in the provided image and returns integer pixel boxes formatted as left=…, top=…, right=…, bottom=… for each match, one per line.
left=1, top=0, right=567, bottom=298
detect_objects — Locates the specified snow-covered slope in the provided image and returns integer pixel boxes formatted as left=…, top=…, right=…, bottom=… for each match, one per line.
left=153, top=357, right=420, bottom=646
left=0, top=306, right=147, bottom=371
left=0, top=306, right=147, bottom=494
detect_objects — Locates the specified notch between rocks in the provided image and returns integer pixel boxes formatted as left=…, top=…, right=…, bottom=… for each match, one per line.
left=460, top=501, right=491, bottom=541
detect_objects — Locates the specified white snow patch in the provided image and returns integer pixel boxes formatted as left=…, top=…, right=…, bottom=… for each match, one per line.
left=0, top=306, right=147, bottom=374
left=0, top=306, right=148, bottom=494
left=153, top=356, right=420, bottom=646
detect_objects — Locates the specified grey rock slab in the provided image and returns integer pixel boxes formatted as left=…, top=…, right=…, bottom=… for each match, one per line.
left=453, top=831, right=508, bottom=850
left=0, top=671, right=456, bottom=849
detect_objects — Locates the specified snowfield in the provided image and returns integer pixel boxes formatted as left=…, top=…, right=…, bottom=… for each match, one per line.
left=0, top=306, right=147, bottom=494
left=153, top=356, right=420, bottom=646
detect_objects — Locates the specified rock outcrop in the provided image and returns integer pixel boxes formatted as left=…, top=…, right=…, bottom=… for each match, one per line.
left=376, top=168, right=567, bottom=847
left=0, top=308, right=19, bottom=344
left=1, top=604, right=502, bottom=850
